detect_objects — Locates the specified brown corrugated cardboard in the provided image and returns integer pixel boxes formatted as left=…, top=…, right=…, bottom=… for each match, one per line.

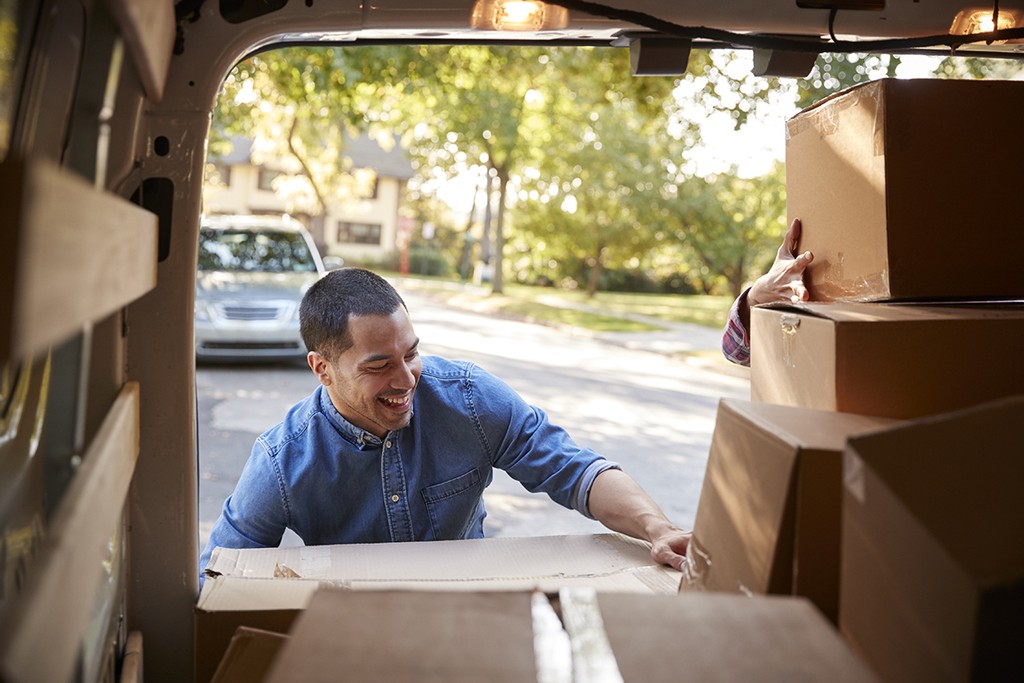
left=194, top=578, right=311, bottom=683
left=751, top=302, right=1024, bottom=419
left=841, top=396, right=1024, bottom=683
left=196, top=534, right=679, bottom=682
left=599, top=592, right=881, bottom=682
left=261, top=588, right=881, bottom=683
left=209, top=627, right=287, bottom=683
left=786, top=78, right=1024, bottom=302
left=203, top=533, right=681, bottom=593
left=682, top=399, right=897, bottom=622
left=264, top=589, right=539, bottom=683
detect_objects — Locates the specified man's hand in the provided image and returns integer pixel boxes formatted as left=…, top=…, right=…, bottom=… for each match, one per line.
left=648, top=526, right=691, bottom=572
left=750, top=218, right=814, bottom=307
left=739, top=218, right=814, bottom=329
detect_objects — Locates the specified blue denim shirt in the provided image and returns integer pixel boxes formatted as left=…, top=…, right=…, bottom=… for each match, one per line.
left=199, top=356, right=618, bottom=579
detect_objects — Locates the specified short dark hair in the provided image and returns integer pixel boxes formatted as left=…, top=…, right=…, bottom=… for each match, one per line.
left=300, top=268, right=407, bottom=360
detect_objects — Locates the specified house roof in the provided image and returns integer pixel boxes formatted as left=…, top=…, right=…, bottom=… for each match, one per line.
left=213, top=134, right=415, bottom=180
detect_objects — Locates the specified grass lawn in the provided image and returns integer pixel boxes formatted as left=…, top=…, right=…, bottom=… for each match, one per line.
left=387, top=273, right=734, bottom=333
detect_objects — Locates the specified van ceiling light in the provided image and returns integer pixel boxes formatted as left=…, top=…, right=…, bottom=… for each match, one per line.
left=470, top=0, right=570, bottom=31
left=950, top=8, right=1024, bottom=43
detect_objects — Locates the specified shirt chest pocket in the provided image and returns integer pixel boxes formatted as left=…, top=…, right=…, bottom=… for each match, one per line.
left=421, top=468, right=485, bottom=540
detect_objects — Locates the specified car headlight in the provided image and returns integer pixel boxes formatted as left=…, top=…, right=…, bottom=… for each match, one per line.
left=195, top=300, right=212, bottom=322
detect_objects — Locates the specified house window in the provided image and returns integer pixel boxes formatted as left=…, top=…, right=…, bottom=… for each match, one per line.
left=258, top=169, right=282, bottom=191
left=336, top=222, right=382, bottom=245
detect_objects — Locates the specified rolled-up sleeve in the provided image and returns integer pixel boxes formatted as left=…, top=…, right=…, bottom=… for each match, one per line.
left=722, top=288, right=752, bottom=367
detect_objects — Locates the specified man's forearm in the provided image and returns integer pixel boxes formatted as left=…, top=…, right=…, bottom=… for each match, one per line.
left=587, top=468, right=677, bottom=541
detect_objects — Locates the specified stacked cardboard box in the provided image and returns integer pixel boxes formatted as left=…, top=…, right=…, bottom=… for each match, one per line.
left=685, top=77, right=1024, bottom=683
left=841, top=397, right=1024, bottom=683
left=683, top=399, right=898, bottom=623
left=261, top=588, right=881, bottom=683
left=194, top=533, right=681, bottom=683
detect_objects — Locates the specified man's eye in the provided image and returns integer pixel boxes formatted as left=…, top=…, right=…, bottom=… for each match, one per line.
left=405, top=351, right=419, bottom=360
left=366, top=365, right=387, bottom=373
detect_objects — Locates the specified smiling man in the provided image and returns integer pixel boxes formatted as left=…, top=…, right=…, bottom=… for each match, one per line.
left=198, top=268, right=689, bottom=582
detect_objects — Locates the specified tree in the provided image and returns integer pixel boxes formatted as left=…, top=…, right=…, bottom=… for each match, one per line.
left=655, top=162, right=787, bottom=297
left=211, top=46, right=423, bottom=236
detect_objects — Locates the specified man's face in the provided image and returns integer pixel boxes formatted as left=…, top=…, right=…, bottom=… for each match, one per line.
left=309, top=308, right=422, bottom=438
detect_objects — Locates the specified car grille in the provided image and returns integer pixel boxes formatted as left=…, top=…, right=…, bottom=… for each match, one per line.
left=217, top=304, right=288, bottom=321
left=201, top=341, right=302, bottom=350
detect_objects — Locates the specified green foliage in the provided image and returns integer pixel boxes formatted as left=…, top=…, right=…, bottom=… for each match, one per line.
left=795, top=53, right=902, bottom=109
left=932, top=55, right=1024, bottom=80
left=215, top=44, right=970, bottom=301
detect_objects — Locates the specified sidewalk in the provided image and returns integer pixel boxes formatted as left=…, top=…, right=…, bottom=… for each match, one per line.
left=392, top=276, right=751, bottom=380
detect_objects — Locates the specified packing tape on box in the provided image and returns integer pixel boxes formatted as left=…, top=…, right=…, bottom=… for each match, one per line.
left=679, top=536, right=712, bottom=591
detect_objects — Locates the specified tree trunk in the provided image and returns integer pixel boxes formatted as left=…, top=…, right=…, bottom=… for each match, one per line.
left=586, top=244, right=605, bottom=298
left=287, top=117, right=329, bottom=248
left=492, top=167, right=509, bottom=295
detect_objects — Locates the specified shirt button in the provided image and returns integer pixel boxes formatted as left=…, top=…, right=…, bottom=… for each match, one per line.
left=385, top=440, right=392, bottom=448
left=391, top=494, right=400, bottom=503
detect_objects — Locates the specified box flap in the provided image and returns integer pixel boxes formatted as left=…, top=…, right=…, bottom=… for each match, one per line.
left=209, top=627, right=287, bottom=683
left=845, top=396, right=1024, bottom=581
left=600, top=593, right=881, bottom=682
left=263, top=589, right=538, bottom=683
left=204, top=533, right=681, bottom=595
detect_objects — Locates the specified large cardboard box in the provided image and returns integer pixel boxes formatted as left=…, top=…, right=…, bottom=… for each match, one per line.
left=262, top=588, right=880, bottom=683
left=841, top=396, right=1024, bottom=683
left=682, top=399, right=897, bottom=622
left=786, top=78, right=1024, bottom=302
left=195, top=534, right=680, bottom=682
left=751, top=302, right=1024, bottom=419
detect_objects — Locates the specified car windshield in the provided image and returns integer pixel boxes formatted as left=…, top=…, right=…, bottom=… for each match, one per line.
left=198, top=228, right=317, bottom=273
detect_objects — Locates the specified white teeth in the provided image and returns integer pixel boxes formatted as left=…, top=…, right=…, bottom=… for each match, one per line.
left=382, top=395, right=406, bottom=406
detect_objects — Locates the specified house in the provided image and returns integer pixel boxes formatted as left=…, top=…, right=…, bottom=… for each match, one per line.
left=203, top=134, right=415, bottom=262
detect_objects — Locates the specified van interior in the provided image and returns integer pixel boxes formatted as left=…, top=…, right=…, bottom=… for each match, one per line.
left=1, top=1, right=1022, bottom=682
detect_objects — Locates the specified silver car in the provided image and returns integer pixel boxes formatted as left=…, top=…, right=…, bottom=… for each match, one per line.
left=195, top=215, right=326, bottom=361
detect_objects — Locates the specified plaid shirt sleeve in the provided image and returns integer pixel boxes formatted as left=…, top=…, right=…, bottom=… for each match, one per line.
left=722, top=289, right=751, bottom=367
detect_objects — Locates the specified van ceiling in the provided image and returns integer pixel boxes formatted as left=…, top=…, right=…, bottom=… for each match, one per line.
left=185, top=0, right=1024, bottom=58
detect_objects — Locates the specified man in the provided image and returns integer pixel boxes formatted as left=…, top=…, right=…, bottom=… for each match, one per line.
left=199, top=267, right=689, bottom=581
left=723, top=218, right=814, bottom=366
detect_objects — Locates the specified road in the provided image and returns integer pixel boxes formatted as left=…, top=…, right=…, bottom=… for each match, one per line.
left=197, top=286, right=750, bottom=551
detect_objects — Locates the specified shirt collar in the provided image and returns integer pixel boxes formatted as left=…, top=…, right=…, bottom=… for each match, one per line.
left=317, top=385, right=383, bottom=449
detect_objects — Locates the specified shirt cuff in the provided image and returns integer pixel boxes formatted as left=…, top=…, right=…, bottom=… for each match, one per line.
left=575, top=460, right=622, bottom=519
left=722, top=288, right=752, bottom=367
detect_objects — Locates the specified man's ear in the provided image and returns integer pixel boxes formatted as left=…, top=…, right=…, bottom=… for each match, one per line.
left=307, top=351, right=331, bottom=385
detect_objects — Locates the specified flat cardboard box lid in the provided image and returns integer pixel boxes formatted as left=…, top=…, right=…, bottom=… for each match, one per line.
left=203, top=533, right=681, bottom=595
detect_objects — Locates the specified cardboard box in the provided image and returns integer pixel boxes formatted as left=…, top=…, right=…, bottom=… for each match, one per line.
left=196, top=534, right=680, bottom=682
left=682, top=399, right=897, bottom=622
left=751, top=302, right=1024, bottom=419
left=786, top=78, right=1024, bottom=302
left=598, top=592, right=881, bottom=682
left=195, top=578, right=311, bottom=683
left=262, top=588, right=880, bottom=683
left=841, top=396, right=1024, bottom=683
left=209, top=627, right=288, bottom=683
left=265, top=589, right=539, bottom=683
